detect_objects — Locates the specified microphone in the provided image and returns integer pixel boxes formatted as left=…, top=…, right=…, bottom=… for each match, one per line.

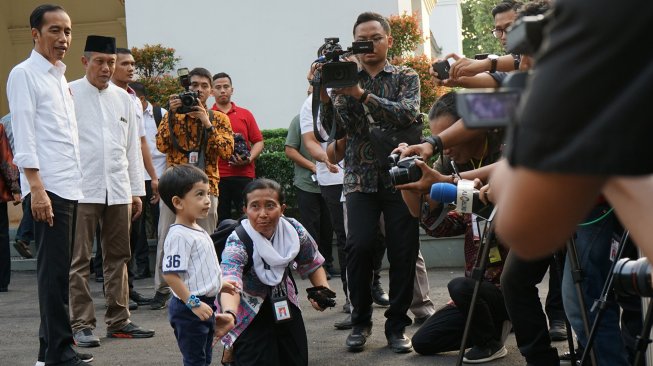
left=430, top=181, right=493, bottom=218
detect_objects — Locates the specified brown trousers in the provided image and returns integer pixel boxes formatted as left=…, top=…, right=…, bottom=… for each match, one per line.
left=69, top=203, right=131, bottom=332
left=154, top=195, right=218, bottom=294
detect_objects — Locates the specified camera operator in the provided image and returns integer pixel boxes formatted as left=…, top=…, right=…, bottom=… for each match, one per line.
left=317, top=12, right=421, bottom=353
left=150, top=67, right=234, bottom=309
left=401, top=92, right=510, bottom=363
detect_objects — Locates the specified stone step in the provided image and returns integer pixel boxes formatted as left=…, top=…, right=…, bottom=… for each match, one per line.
left=9, top=230, right=465, bottom=271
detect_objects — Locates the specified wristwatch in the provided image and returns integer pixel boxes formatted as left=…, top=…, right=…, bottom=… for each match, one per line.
left=186, top=294, right=201, bottom=309
left=488, top=54, right=499, bottom=73
left=422, top=135, right=442, bottom=155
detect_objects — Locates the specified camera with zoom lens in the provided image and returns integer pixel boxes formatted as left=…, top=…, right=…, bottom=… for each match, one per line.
left=176, top=67, right=199, bottom=114
left=613, top=257, right=653, bottom=297
left=315, top=37, right=374, bottom=88
left=388, top=153, right=422, bottom=186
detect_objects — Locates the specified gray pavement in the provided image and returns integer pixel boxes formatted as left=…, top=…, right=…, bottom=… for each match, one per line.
left=0, top=269, right=568, bottom=365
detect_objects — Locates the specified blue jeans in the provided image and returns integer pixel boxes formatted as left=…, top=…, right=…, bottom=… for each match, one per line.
left=169, top=296, right=216, bottom=366
left=562, top=204, right=630, bottom=366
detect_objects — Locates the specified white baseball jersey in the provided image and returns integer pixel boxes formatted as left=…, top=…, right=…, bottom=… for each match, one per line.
left=163, top=224, right=222, bottom=298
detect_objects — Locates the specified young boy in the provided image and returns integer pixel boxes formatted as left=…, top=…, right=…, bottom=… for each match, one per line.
left=159, top=164, right=235, bottom=366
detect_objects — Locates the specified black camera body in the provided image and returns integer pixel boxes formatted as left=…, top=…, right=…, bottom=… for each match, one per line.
left=177, top=90, right=199, bottom=114
left=177, top=67, right=199, bottom=114
left=230, top=133, right=251, bottom=163
left=506, top=13, right=550, bottom=56
left=318, top=38, right=374, bottom=88
left=388, top=154, right=423, bottom=186
left=432, top=60, right=451, bottom=80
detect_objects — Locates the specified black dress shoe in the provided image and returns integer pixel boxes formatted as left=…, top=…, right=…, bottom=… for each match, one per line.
left=129, top=299, right=138, bottom=310
left=346, top=323, right=372, bottom=352
left=130, top=291, right=152, bottom=305
left=385, top=331, right=413, bottom=353
left=334, top=314, right=353, bottom=330
left=371, top=282, right=390, bottom=307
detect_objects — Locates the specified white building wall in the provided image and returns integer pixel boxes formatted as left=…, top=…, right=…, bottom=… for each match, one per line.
left=430, top=0, right=463, bottom=57
left=126, top=0, right=409, bottom=129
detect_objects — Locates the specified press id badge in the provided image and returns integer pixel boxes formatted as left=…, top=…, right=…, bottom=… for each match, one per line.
left=188, top=151, right=199, bottom=165
left=270, top=281, right=292, bottom=323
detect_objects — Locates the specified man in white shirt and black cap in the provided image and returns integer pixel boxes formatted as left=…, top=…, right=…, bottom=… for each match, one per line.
left=68, top=34, right=154, bottom=348
left=7, top=4, right=89, bottom=365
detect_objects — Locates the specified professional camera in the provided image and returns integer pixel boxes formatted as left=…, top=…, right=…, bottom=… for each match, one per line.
left=506, top=13, right=550, bottom=55
left=388, top=153, right=422, bottom=186
left=613, top=257, right=653, bottom=297
left=230, top=133, right=251, bottom=163
left=315, top=37, right=374, bottom=88
left=177, top=67, right=199, bottom=114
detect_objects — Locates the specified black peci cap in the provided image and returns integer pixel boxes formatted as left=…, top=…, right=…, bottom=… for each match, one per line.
left=84, top=35, right=116, bottom=54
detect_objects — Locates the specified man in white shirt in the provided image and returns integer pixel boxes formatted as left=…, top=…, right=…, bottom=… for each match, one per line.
left=6, top=5, right=87, bottom=365
left=128, top=81, right=167, bottom=280
left=68, top=35, right=154, bottom=348
left=110, top=47, right=158, bottom=306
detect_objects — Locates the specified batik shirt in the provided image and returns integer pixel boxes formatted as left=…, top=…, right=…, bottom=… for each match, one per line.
left=156, top=107, right=234, bottom=196
left=320, top=62, right=420, bottom=195
left=217, top=217, right=324, bottom=347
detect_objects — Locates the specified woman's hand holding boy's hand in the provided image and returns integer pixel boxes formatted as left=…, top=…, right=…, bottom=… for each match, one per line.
left=213, top=313, right=237, bottom=345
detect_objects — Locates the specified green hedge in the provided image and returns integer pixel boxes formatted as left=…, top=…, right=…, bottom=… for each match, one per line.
left=262, top=137, right=287, bottom=154
left=255, top=148, right=297, bottom=212
left=262, top=128, right=288, bottom=140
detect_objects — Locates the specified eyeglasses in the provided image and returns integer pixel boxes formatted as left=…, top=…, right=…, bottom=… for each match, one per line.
left=491, top=28, right=506, bottom=38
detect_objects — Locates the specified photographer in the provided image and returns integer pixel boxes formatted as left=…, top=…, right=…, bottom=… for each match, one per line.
left=151, top=67, right=234, bottom=309
left=317, top=12, right=421, bottom=353
left=401, top=93, right=509, bottom=363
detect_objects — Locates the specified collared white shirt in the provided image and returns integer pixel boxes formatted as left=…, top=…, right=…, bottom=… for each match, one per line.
left=299, top=94, right=344, bottom=186
left=7, top=50, right=83, bottom=200
left=69, top=77, right=145, bottom=204
left=143, top=102, right=167, bottom=179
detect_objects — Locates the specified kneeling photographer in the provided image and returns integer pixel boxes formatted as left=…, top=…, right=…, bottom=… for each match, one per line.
left=399, top=92, right=510, bottom=363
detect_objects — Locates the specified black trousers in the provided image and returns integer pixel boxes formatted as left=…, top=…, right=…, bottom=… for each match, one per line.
left=320, top=184, right=347, bottom=293
left=412, top=277, right=508, bottom=355
left=345, top=185, right=419, bottom=332
left=234, top=298, right=307, bottom=366
left=217, top=176, right=253, bottom=224
left=295, top=186, right=333, bottom=266
left=0, top=202, right=9, bottom=290
left=133, top=180, right=158, bottom=273
left=30, top=192, right=78, bottom=364
left=501, top=251, right=560, bottom=365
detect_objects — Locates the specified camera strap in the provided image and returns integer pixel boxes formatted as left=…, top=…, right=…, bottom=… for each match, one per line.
left=311, top=79, right=341, bottom=144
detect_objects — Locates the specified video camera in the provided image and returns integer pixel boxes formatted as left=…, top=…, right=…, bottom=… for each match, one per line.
left=388, top=153, right=422, bottom=186
left=315, top=38, right=374, bottom=88
left=455, top=12, right=550, bottom=129
left=176, top=67, right=199, bottom=114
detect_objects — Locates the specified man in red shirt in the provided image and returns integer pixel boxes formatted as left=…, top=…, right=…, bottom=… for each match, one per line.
left=211, top=72, right=264, bottom=223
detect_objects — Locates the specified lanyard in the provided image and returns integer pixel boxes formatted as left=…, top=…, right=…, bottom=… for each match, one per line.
left=469, top=137, right=488, bottom=170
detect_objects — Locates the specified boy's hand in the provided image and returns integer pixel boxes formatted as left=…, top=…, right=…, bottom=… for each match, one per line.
left=220, top=280, right=240, bottom=296
left=212, top=313, right=236, bottom=346
left=192, top=302, right=214, bottom=321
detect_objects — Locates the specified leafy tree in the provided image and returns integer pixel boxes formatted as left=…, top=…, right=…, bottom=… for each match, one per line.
left=131, top=44, right=180, bottom=78
left=387, top=12, right=424, bottom=60
left=131, top=44, right=183, bottom=106
left=388, top=12, right=450, bottom=113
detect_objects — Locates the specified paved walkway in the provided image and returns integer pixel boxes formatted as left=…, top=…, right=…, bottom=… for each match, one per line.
left=0, top=269, right=568, bottom=365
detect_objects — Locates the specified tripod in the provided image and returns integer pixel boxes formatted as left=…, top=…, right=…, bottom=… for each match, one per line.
left=578, top=230, right=630, bottom=365
left=455, top=207, right=498, bottom=366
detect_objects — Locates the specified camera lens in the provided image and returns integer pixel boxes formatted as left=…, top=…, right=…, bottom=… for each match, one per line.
left=389, top=167, right=409, bottom=186
left=613, top=257, right=653, bottom=297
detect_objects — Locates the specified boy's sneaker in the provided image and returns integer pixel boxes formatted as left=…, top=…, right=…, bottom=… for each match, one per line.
left=463, top=340, right=508, bottom=364
left=107, top=322, right=155, bottom=338
left=73, top=328, right=100, bottom=347
left=150, top=291, right=170, bottom=310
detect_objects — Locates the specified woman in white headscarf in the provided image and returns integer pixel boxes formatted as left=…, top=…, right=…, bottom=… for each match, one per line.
left=214, top=178, right=334, bottom=366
